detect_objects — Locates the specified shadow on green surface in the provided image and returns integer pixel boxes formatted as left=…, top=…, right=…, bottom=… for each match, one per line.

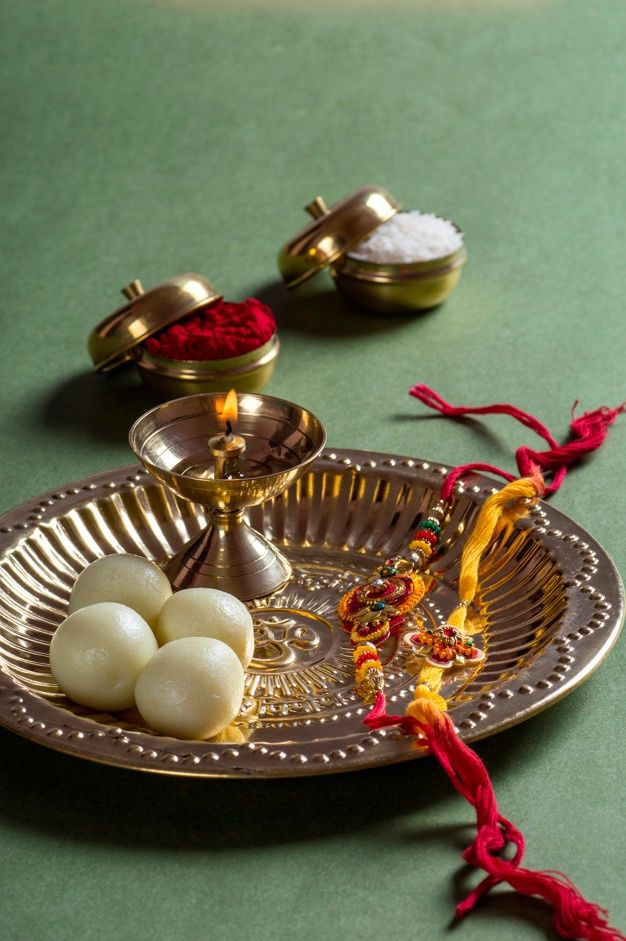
left=390, top=410, right=594, bottom=492
left=0, top=724, right=457, bottom=851
left=390, top=411, right=507, bottom=454
left=448, top=880, right=561, bottom=941
left=36, top=368, right=156, bottom=444
left=254, top=280, right=436, bottom=339
left=0, top=687, right=579, bottom=854
left=0, top=687, right=591, bottom=938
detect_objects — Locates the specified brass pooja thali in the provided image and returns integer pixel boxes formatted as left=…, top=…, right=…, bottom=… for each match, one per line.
left=0, top=449, right=622, bottom=777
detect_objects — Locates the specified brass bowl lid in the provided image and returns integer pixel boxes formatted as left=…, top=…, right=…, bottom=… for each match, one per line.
left=277, top=185, right=400, bottom=288
left=88, top=273, right=223, bottom=373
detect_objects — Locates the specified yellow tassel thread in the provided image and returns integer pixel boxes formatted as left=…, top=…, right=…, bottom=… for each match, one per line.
left=414, top=664, right=446, bottom=696
left=464, top=611, right=486, bottom=636
left=407, top=475, right=542, bottom=719
left=449, top=474, right=541, bottom=634
left=406, top=689, right=448, bottom=725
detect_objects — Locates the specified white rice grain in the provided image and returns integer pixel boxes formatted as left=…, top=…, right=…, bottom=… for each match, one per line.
left=348, top=210, right=463, bottom=264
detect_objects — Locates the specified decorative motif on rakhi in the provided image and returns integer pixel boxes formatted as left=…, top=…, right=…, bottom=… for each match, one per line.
left=337, top=558, right=428, bottom=647
left=337, top=557, right=430, bottom=702
left=352, top=641, right=384, bottom=701
left=403, top=623, right=485, bottom=670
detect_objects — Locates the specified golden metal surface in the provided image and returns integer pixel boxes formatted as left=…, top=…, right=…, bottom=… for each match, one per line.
left=121, top=279, right=145, bottom=301
left=135, top=334, right=279, bottom=400
left=335, top=239, right=467, bottom=313
left=129, top=392, right=326, bottom=600
left=208, top=432, right=246, bottom=480
left=88, top=273, right=222, bottom=373
left=0, top=451, right=622, bottom=778
left=278, top=185, right=400, bottom=288
left=304, top=196, right=330, bottom=219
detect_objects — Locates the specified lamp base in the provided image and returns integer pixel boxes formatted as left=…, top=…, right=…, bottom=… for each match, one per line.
left=163, top=510, right=291, bottom=601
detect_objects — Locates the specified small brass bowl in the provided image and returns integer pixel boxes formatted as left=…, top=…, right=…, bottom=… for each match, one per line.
left=134, top=333, right=280, bottom=400
left=334, top=236, right=467, bottom=315
left=279, top=190, right=466, bottom=315
left=88, top=274, right=280, bottom=400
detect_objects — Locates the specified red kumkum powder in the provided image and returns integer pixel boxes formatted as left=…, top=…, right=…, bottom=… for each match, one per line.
left=144, top=297, right=276, bottom=361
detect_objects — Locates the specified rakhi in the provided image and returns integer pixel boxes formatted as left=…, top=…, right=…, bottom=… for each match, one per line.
left=338, top=386, right=625, bottom=941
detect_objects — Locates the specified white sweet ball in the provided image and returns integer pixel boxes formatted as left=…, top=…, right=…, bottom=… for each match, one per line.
left=155, top=588, right=254, bottom=667
left=68, top=554, right=172, bottom=628
left=50, top=602, right=158, bottom=711
left=134, top=637, right=245, bottom=740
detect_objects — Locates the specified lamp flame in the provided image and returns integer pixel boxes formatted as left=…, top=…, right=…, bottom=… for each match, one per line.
left=221, top=389, right=238, bottom=425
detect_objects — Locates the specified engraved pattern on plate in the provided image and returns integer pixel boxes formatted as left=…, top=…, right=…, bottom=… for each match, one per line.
left=0, top=451, right=621, bottom=777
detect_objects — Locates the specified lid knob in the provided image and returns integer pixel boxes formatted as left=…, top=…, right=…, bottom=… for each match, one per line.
left=304, top=196, right=329, bottom=220
left=89, top=273, right=222, bottom=373
left=121, top=279, right=145, bottom=301
left=278, top=186, right=400, bottom=289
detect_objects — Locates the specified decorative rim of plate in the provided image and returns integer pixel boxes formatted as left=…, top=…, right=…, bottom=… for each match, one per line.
left=0, top=450, right=622, bottom=778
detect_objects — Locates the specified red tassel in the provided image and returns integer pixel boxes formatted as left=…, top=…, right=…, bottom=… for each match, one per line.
left=409, top=384, right=625, bottom=498
left=375, top=385, right=626, bottom=935
left=365, top=699, right=626, bottom=940
left=517, top=402, right=626, bottom=493
left=363, top=691, right=408, bottom=730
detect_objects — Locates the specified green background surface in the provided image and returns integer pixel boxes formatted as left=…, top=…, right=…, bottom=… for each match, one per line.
left=1, top=0, right=625, bottom=938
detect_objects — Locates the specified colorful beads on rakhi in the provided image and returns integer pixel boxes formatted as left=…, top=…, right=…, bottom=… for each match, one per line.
left=413, top=528, right=438, bottom=546
left=405, top=502, right=447, bottom=571
left=350, top=621, right=390, bottom=646
left=352, top=642, right=384, bottom=702
left=356, top=658, right=381, bottom=681
left=409, top=538, right=433, bottom=555
left=353, top=643, right=379, bottom=667
left=380, top=564, right=398, bottom=577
